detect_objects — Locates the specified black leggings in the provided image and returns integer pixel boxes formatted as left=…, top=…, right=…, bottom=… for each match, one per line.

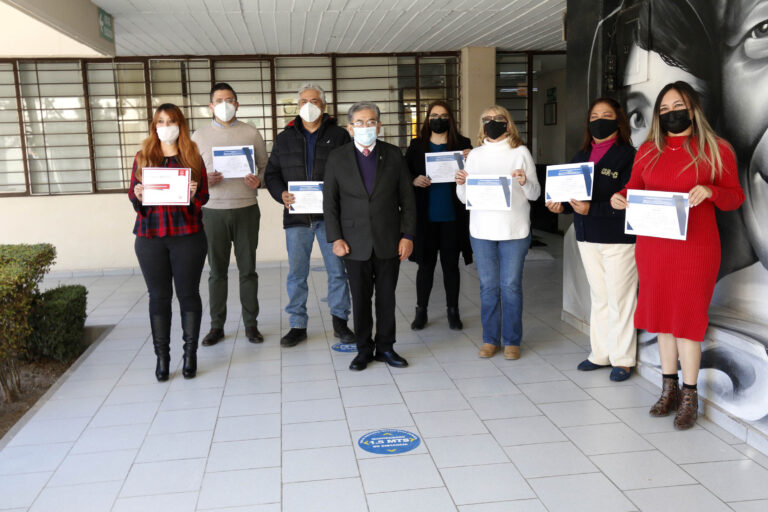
left=416, top=220, right=461, bottom=309
left=135, top=231, right=207, bottom=317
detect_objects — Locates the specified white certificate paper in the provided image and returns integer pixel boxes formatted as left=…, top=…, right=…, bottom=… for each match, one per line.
left=425, top=151, right=465, bottom=183
left=288, top=181, right=324, bottom=214
left=142, top=167, right=191, bottom=206
left=545, top=162, right=594, bottom=202
left=212, top=145, right=255, bottom=178
left=465, top=174, right=513, bottom=211
left=625, top=189, right=689, bottom=240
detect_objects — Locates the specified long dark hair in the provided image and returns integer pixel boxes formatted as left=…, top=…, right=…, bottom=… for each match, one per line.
left=418, top=100, right=462, bottom=150
left=581, top=97, right=632, bottom=153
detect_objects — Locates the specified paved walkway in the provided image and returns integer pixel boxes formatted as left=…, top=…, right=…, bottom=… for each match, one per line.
left=2, top=233, right=768, bottom=512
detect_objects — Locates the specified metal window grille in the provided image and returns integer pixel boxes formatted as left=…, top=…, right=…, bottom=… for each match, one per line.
left=0, top=52, right=460, bottom=196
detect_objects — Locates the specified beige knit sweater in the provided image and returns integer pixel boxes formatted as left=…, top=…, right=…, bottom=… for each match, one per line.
left=192, top=120, right=269, bottom=210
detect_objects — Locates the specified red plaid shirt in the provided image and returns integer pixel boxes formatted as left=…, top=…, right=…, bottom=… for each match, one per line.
left=128, top=153, right=209, bottom=238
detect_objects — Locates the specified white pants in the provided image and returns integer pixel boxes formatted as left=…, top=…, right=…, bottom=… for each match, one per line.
left=577, top=241, right=639, bottom=367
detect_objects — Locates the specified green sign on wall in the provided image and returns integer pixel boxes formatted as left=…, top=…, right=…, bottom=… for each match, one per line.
left=98, top=8, right=114, bottom=43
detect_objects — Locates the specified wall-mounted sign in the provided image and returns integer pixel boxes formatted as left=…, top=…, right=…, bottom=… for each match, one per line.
left=98, top=8, right=114, bottom=43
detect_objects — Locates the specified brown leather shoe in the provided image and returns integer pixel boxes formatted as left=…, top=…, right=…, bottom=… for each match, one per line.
left=649, top=377, right=681, bottom=417
left=478, top=343, right=499, bottom=358
left=504, top=346, right=521, bottom=360
left=674, top=387, right=699, bottom=430
left=201, top=328, right=224, bottom=347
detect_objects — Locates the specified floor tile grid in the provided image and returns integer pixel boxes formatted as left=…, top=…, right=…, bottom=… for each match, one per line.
left=15, top=327, right=168, bottom=510
left=287, top=264, right=373, bottom=512
left=410, top=262, right=747, bottom=510
left=14, top=237, right=768, bottom=511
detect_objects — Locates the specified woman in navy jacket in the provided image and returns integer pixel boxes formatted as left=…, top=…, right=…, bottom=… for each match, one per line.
left=406, top=100, right=472, bottom=331
left=546, top=97, right=638, bottom=381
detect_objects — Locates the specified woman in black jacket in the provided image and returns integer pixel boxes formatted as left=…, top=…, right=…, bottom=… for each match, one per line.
left=546, top=97, right=638, bottom=382
left=406, top=100, right=472, bottom=330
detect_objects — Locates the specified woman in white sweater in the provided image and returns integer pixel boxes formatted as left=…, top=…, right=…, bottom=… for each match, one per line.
left=456, top=105, right=540, bottom=359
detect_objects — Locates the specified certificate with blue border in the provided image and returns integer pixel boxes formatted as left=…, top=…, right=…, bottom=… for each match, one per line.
left=545, top=162, right=594, bottom=202
left=212, top=145, right=255, bottom=178
left=465, top=174, right=513, bottom=211
left=625, top=189, right=689, bottom=240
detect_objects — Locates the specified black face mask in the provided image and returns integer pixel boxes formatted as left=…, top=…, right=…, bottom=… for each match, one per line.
left=659, top=109, right=692, bottom=134
left=589, top=118, right=618, bottom=139
left=484, top=120, right=508, bottom=140
left=429, top=118, right=450, bottom=134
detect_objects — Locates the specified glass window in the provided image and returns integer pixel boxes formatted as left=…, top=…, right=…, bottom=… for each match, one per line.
left=0, top=64, right=25, bottom=194
left=19, top=62, right=91, bottom=194
left=496, top=53, right=529, bottom=144
left=213, top=60, right=273, bottom=150
left=87, top=62, right=146, bottom=191
left=2, top=53, right=461, bottom=196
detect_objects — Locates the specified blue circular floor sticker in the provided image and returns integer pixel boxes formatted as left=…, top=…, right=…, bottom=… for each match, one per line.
left=358, top=429, right=421, bottom=455
left=332, top=343, right=357, bottom=353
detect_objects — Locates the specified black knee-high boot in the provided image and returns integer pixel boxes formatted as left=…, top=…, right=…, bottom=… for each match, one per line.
left=151, top=313, right=171, bottom=382
left=181, top=311, right=201, bottom=379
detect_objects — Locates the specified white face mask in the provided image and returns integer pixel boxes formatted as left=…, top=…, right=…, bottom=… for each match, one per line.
left=299, top=102, right=322, bottom=123
left=353, top=126, right=378, bottom=147
left=156, top=125, right=179, bottom=144
left=213, top=101, right=236, bottom=123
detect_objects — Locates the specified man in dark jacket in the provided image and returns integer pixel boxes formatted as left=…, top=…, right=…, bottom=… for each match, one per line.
left=324, top=101, right=417, bottom=371
left=265, top=83, right=354, bottom=348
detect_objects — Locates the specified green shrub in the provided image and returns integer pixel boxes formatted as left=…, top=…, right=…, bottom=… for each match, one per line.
left=26, top=285, right=88, bottom=363
left=0, top=243, right=56, bottom=402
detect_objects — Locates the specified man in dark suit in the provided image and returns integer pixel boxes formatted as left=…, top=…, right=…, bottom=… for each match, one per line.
left=324, top=101, right=417, bottom=371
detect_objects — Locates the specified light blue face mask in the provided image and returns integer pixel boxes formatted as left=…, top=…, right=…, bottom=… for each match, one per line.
left=353, top=126, right=377, bottom=147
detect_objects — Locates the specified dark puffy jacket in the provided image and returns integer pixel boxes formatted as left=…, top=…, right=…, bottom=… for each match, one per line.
left=265, top=114, right=350, bottom=229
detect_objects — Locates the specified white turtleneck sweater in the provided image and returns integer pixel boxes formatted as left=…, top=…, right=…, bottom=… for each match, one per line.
left=456, top=138, right=540, bottom=241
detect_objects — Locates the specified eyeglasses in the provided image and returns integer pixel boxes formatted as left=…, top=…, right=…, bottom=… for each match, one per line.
left=429, top=114, right=450, bottom=120
left=482, top=115, right=507, bottom=124
left=352, top=120, right=378, bottom=127
left=213, top=98, right=236, bottom=105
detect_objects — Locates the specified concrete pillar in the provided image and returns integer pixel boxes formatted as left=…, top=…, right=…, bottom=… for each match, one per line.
left=460, top=46, right=496, bottom=140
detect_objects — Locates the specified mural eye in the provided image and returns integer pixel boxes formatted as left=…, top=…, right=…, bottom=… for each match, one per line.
left=628, top=110, right=645, bottom=131
left=744, top=19, right=768, bottom=59
left=749, top=20, right=768, bottom=39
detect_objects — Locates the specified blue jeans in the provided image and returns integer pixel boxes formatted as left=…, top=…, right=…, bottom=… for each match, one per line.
left=470, top=234, right=530, bottom=346
left=285, top=220, right=351, bottom=328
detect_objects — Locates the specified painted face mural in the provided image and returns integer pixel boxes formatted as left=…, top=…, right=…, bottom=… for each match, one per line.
left=568, top=0, right=768, bottom=430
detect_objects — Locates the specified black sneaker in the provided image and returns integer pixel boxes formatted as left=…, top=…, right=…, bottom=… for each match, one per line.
left=332, top=315, right=355, bottom=344
left=280, top=328, right=307, bottom=347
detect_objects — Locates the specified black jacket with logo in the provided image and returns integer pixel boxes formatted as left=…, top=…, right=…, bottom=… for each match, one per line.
left=265, top=114, right=351, bottom=229
left=565, top=142, right=636, bottom=244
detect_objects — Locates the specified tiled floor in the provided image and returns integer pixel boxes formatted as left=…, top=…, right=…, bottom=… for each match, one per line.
left=2, top=231, right=768, bottom=511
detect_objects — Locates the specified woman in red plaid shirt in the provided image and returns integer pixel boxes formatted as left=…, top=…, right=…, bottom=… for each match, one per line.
left=129, top=103, right=209, bottom=382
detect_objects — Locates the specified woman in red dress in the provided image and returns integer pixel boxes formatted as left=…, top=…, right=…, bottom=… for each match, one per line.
left=611, top=81, right=744, bottom=430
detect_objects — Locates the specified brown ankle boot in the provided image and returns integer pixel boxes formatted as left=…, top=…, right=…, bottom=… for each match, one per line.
left=649, top=377, right=681, bottom=417
left=674, top=387, right=698, bottom=430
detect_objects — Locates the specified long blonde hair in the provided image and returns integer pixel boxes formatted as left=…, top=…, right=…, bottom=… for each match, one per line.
left=476, top=105, right=524, bottom=148
left=639, top=81, right=725, bottom=181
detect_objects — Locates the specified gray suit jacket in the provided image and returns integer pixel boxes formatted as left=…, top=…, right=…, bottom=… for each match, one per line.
left=323, top=141, right=417, bottom=261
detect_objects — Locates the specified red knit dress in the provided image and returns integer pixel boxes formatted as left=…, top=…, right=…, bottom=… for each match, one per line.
left=622, top=136, right=744, bottom=341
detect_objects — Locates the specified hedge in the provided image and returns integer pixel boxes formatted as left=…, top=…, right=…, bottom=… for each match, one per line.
left=0, top=244, right=56, bottom=402
left=26, top=285, right=88, bottom=363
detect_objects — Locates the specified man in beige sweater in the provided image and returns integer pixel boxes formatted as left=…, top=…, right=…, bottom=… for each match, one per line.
left=191, top=83, right=268, bottom=346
